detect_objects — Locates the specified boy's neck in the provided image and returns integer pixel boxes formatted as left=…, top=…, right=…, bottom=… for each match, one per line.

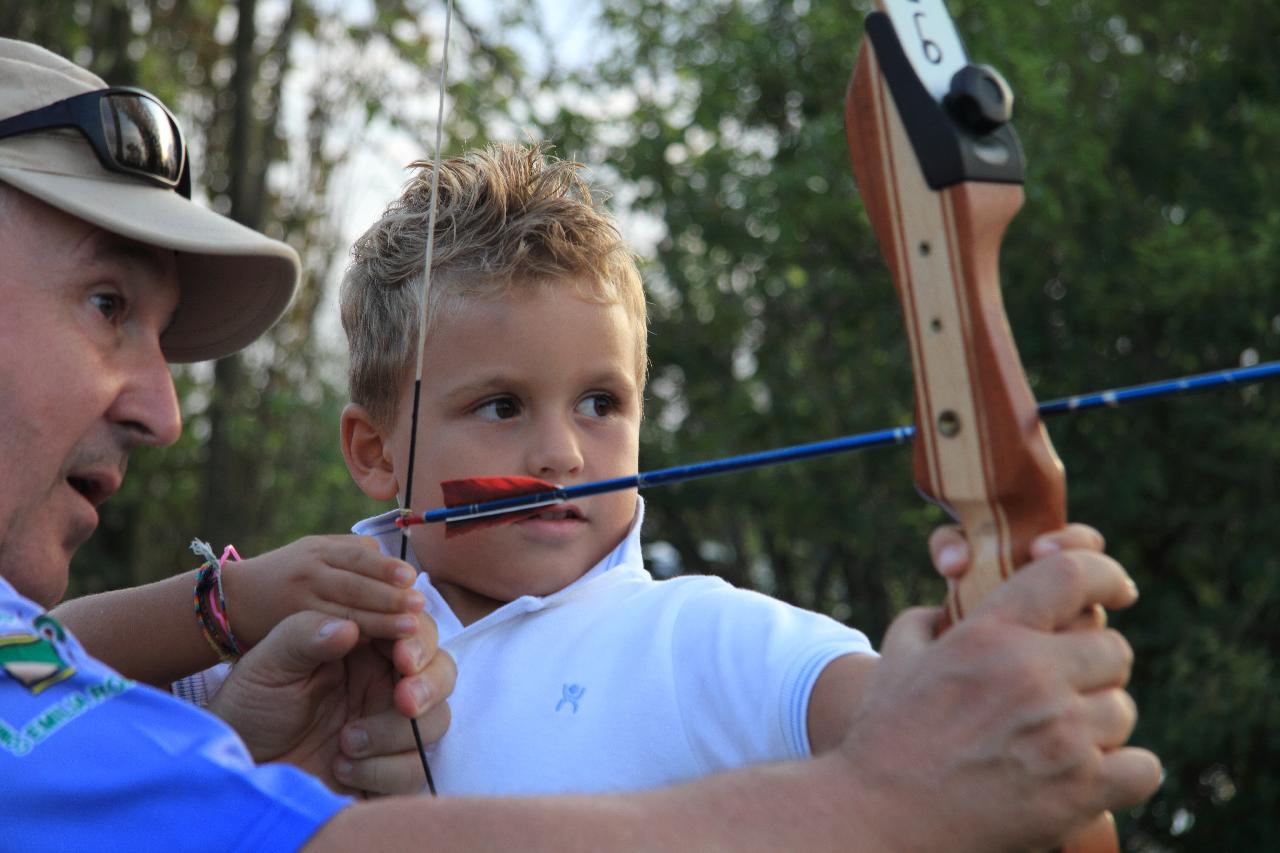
left=434, top=580, right=508, bottom=626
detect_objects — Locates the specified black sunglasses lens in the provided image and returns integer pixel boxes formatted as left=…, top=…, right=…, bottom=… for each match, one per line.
left=98, top=93, right=183, bottom=184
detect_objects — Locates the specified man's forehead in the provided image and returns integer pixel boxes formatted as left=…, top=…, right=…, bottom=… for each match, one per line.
left=86, top=230, right=177, bottom=278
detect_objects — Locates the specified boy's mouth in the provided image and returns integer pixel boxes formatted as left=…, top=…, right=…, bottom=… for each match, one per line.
left=524, top=504, right=584, bottom=522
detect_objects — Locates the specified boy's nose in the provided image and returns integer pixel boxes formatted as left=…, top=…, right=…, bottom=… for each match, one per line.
left=526, top=416, right=584, bottom=479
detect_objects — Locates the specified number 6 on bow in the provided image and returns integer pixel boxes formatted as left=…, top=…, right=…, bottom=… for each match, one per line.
left=844, top=1, right=1116, bottom=850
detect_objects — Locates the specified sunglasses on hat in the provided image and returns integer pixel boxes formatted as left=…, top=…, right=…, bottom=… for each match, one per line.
left=0, top=86, right=190, bottom=198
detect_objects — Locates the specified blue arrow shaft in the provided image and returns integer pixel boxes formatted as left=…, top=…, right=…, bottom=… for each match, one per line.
left=419, top=360, right=1280, bottom=525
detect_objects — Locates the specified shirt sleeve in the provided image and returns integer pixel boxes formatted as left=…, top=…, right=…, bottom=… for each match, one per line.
left=669, top=581, right=876, bottom=772
left=0, top=584, right=350, bottom=853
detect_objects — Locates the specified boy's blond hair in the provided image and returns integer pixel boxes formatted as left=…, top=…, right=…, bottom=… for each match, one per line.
left=341, top=143, right=647, bottom=427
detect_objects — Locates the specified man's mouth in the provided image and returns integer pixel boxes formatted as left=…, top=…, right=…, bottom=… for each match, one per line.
left=65, top=470, right=120, bottom=508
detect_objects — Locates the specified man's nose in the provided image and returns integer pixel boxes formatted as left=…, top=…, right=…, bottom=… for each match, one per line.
left=526, top=414, right=584, bottom=479
left=108, top=347, right=183, bottom=448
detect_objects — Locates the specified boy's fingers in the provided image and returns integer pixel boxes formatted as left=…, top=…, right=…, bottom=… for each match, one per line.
left=980, top=551, right=1138, bottom=632
left=317, top=569, right=425, bottom=619
left=325, top=540, right=418, bottom=588
left=927, top=525, right=969, bottom=580
left=332, top=609, right=425, bottom=641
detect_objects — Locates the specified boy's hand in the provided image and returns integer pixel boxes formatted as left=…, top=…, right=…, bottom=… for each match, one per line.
left=929, top=523, right=1109, bottom=631
left=221, top=535, right=425, bottom=650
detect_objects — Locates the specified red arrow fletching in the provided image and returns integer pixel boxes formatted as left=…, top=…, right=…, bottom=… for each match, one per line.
left=437, top=475, right=559, bottom=537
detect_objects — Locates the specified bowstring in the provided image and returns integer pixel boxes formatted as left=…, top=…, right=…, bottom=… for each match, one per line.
left=397, top=0, right=455, bottom=797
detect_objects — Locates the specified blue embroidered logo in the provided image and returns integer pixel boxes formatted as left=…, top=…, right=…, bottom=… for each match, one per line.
left=556, top=683, right=585, bottom=714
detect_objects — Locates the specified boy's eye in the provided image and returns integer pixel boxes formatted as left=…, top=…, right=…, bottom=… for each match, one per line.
left=90, top=291, right=126, bottom=322
left=474, top=397, right=521, bottom=421
left=575, top=393, right=617, bottom=418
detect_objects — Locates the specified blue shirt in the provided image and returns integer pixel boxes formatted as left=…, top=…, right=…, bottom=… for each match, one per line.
left=0, top=575, right=349, bottom=852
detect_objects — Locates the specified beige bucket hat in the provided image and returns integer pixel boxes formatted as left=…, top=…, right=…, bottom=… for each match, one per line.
left=0, top=38, right=299, bottom=363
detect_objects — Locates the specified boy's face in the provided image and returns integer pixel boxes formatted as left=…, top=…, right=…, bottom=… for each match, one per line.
left=394, top=285, right=642, bottom=621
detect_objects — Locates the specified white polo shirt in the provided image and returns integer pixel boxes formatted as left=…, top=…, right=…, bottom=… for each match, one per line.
left=353, top=499, right=875, bottom=795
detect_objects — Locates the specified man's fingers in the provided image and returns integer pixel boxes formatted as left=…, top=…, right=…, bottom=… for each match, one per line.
left=394, top=647, right=457, bottom=719
left=1079, top=687, right=1139, bottom=750
left=1030, top=523, right=1105, bottom=558
left=341, top=700, right=453, bottom=762
left=1065, top=603, right=1107, bottom=632
left=1095, top=746, right=1163, bottom=811
left=879, top=606, right=942, bottom=658
left=241, top=612, right=360, bottom=682
left=982, top=551, right=1139, bottom=631
left=334, top=738, right=447, bottom=796
left=1051, top=628, right=1134, bottom=692
left=336, top=702, right=453, bottom=796
left=387, top=612, right=442, bottom=678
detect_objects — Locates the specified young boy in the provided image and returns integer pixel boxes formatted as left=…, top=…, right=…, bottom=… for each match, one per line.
left=335, top=143, right=879, bottom=795
left=52, top=138, right=1116, bottom=804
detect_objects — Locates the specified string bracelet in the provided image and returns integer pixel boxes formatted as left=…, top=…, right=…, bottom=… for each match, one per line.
left=190, top=539, right=243, bottom=663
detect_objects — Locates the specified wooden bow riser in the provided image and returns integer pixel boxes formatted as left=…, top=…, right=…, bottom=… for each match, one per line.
left=845, top=39, right=1065, bottom=624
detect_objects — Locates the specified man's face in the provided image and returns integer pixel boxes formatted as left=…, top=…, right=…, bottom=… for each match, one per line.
left=0, top=190, right=181, bottom=607
left=396, top=285, right=643, bottom=624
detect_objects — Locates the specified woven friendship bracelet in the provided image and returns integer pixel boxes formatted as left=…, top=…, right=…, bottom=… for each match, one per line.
left=190, top=538, right=243, bottom=662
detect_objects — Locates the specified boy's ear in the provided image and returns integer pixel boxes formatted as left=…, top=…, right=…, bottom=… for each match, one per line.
left=341, top=403, right=400, bottom=502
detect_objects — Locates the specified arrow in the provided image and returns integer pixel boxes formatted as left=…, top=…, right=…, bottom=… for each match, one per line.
left=394, top=360, right=1280, bottom=530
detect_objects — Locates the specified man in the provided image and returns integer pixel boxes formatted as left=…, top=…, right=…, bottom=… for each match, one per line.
left=0, top=37, right=1160, bottom=851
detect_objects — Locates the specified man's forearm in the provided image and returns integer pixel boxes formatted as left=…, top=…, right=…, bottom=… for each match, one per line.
left=307, top=754, right=891, bottom=853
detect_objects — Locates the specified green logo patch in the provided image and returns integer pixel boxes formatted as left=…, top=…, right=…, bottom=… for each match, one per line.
left=1, top=614, right=135, bottom=757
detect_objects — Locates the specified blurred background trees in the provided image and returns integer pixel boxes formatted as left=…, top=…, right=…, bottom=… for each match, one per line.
left=4, top=0, right=1277, bottom=847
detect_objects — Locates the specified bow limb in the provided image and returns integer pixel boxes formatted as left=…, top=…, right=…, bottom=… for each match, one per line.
left=844, top=1, right=1113, bottom=849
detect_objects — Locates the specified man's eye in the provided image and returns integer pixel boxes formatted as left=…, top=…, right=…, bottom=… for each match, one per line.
left=575, top=393, right=617, bottom=418
left=90, top=292, right=126, bottom=322
left=474, top=397, right=521, bottom=421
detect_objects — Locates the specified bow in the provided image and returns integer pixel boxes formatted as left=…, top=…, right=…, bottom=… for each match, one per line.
left=845, top=0, right=1114, bottom=848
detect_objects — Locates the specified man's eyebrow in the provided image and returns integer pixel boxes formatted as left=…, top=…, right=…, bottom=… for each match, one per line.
left=87, top=235, right=181, bottom=338
left=88, top=239, right=171, bottom=279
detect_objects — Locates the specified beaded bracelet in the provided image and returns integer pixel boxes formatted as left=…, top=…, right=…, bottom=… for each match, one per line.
left=190, top=538, right=243, bottom=663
